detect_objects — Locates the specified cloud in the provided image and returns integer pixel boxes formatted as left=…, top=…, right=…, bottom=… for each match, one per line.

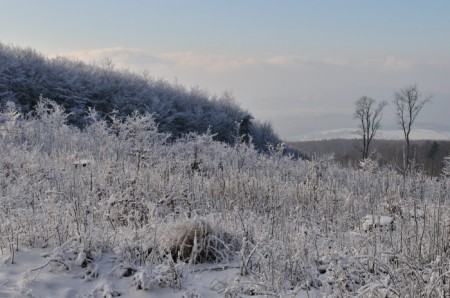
left=381, top=55, right=416, bottom=70
left=57, top=47, right=352, bottom=73
left=56, top=47, right=450, bottom=79
left=155, top=52, right=259, bottom=72
left=58, top=48, right=259, bottom=72
left=55, top=47, right=163, bottom=69
left=54, top=47, right=450, bottom=139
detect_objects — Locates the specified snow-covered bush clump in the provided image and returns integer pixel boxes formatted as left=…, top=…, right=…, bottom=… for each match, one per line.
left=443, top=155, right=450, bottom=177
left=132, top=258, right=183, bottom=291
left=1, top=98, right=450, bottom=296
left=361, top=215, right=395, bottom=232
left=158, top=219, right=238, bottom=263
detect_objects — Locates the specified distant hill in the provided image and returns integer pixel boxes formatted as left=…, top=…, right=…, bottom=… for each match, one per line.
left=0, top=43, right=291, bottom=153
left=288, top=138, right=450, bottom=176
left=290, top=128, right=450, bottom=142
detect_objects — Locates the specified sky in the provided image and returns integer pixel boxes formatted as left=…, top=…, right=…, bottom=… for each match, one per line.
left=1, top=0, right=450, bottom=140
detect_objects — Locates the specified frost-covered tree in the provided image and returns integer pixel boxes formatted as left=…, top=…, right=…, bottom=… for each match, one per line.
left=393, top=84, right=431, bottom=172
left=238, top=114, right=253, bottom=144
left=0, top=43, right=288, bottom=153
left=353, top=96, right=387, bottom=159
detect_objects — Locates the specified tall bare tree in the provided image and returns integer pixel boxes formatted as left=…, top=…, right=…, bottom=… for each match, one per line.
left=393, top=84, right=431, bottom=172
left=353, top=96, right=387, bottom=160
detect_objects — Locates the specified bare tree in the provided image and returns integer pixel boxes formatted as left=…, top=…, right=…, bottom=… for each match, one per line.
left=393, top=84, right=431, bottom=172
left=101, top=57, right=115, bottom=70
left=353, top=96, right=387, bottom=159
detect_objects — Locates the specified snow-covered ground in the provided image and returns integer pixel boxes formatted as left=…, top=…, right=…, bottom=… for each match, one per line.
left=1, top=99, right=450, bottom=297
left=1, top=248, right=315, bottom=297
left=0, top=248, right=228, bottom=297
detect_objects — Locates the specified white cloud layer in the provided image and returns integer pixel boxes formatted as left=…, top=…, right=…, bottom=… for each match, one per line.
left=59, top=47, right=357, bottom=73
left=57, top=47, right=450, bottom=140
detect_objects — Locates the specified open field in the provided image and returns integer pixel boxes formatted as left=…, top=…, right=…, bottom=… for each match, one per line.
left=1, top=100, right=449, bottom=297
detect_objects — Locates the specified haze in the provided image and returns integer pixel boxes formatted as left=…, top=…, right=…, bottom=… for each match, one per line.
left=2, top=0, right=450, bottom=140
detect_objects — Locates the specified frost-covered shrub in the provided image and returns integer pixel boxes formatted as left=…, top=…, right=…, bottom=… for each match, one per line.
left=443, top=155, right=450, bottom=177
left=1, top=99, right=450, bottom=296
left=132, top=258, right=183, bottom=291
left=83, top=282, right=122, bottom=298
left=158, top=219, right=238, bottom=263
left=212, top=275, right=278, bottom=298
left=409, top=208, right=425, bottom=220
left=358, top=158, right=379, bottom=173
left=361, top=215, right=395, bottom=232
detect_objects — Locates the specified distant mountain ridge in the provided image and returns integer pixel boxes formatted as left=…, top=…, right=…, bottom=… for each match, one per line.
left=0, top=43, right=287, bottom=152
left=291, top=128, right=450, bottom=142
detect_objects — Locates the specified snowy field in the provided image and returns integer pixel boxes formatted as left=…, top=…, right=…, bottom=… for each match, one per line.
left=0, top=248, right=256, bottom=297
left=1, top=99, right=449, bottom=297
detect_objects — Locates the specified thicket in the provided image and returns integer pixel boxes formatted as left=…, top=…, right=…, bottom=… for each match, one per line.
left=1, top=100, right=449, bottom=296
left=0, top=43, right=284, bottom=152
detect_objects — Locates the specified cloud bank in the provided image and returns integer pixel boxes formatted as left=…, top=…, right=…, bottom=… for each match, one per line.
left=57, top=47, right=450, bottom=140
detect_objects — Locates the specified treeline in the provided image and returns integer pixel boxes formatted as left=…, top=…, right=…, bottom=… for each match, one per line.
left=289, top=139, right=450, bottom=176
left=0, top=43, right=286, bottom=152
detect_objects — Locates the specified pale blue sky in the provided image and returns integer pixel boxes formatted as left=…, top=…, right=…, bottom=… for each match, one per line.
left=2, top=1, right=450, bottom=139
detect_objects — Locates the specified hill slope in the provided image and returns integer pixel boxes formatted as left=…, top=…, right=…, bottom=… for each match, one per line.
left=0, top=43, right=283, bottom=151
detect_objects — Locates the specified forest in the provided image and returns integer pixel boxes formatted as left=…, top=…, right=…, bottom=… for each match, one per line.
left=0, top=43, right=286, bottom=153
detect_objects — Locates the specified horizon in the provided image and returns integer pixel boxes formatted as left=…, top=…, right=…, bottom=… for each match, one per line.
left=288, top=128, right=450, bottom=142
left=1, top=1, right=450, bottom=140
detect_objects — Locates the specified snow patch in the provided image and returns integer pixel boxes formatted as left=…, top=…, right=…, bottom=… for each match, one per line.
left=362, top=215, right=395, bottom=232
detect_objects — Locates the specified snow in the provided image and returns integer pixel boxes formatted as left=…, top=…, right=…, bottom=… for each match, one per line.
left=362, top=215, right=395, bottom=232
left=0, top=248, right=314, bottom=297
left=0, top=248, right=214, bottom=297
left=1, top=99, right=449, bottom=297
left=409, top=208, right=425, bottom=219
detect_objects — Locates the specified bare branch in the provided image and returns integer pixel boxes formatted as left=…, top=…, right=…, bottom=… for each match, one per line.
left=392, top=84, right=431, bottom=172
left=353, top=96, right=387, bottom=159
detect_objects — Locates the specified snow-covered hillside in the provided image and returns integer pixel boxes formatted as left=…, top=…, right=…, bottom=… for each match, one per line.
left=1, top=99, right=449, bottom=297
left=0, top=43, right=285, bottom=153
